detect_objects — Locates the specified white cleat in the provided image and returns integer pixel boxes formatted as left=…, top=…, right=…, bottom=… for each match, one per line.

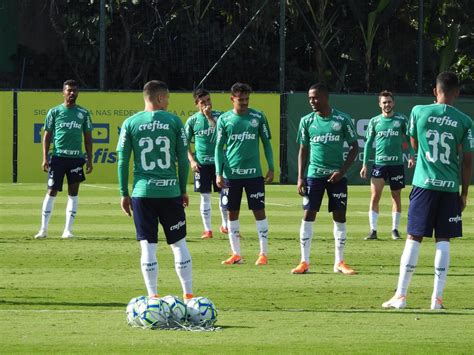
left=382, top=295, right=407, bottom=309
left=61, top=231, right=75, bottom=239
left=431, top=298, right=445, bottom=310
left=34, top=230, right=48, bottom=239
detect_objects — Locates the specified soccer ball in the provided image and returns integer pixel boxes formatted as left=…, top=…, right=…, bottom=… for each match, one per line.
left=140, top=297, right=171, bottom=329
left=126, top=295, right=147, bottom=327
left=161, top=295, right=187, bottom=325
left=186, top=297, right=218, bottom=326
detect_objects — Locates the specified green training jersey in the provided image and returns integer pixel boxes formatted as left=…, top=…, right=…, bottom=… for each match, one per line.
left=215, top=108, right=274, bottom=179
left=409, top=103, right=474, bottom=192
left=298, top=109, right=357, bottom=178
left=184, top=110, right=222, bottom=165
left=117, top=110, right=189, bottom=198
left=363, top=113, right=412, bottom=166
left=44, top=104, right=93, bottom=158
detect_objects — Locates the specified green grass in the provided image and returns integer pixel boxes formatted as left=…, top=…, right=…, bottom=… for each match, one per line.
left=1, top=183, right=474, bottom=354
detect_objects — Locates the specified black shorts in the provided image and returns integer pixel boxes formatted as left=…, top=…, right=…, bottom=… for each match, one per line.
left=194, top=164, right=220, bottom=193
left=47, top=155, right=86, bottom=191
left=303, top=177, right=347, bottom=212
left=407, top=186, right=462, bottom=238
left=371, top=164, right=405, bottom=190
left=131, top=197, right=186, bottom=244
left=220, top=177, right=265, bottom=211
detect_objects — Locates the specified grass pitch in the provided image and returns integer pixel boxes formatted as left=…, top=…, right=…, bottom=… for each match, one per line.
left=1, top=183, right=474, bottom=354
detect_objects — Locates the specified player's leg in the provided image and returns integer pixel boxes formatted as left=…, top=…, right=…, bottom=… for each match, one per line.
left=291, top=177, right=323, bottom=274
left=245, top=177, right=268, bottom=265
left=132, top=197, right=159, bottom=297
left=365, top=165, right=386, bottom=240
left=211, top=166, right=228, bottom=233
left=35, top=156, right=64, bottom=239
left=61, top=158, right=86, bottom=238
left=195, top=166, right=213, bottom=239
left=383, top=187, right=436, bottom=309
left=160, top=197, right=193, bottom=301
left=431, top=191, right=462, bottom=309
left=328, top=178, right=355, bottom=275
left=388, top=165, right=405, bottom=240
left=221, top=179, right=243, bottom=264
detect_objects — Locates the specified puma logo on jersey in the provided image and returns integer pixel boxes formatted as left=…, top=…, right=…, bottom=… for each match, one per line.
left=428, top=116, right=458, bottom=127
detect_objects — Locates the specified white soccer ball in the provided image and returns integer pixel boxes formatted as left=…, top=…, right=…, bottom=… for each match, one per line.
left=186, top=297, right=218, bottom=326
left=161, top=295, right=187, bottom=325
left=126, top=295, right=147, bottom=327
left=140, top=297, right=171, bottom=329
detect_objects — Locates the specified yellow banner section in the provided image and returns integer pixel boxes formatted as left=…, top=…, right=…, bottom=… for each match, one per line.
left=17, top=92, right=280, bottom=184
left=0, top=91, right=13, bottom=182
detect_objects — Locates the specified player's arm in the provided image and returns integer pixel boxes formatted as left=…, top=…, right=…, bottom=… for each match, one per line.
left=214, top=119, right=226, bottom=188
left=177, top=123, right=190, bottom=207
left=42, top=130, right=52, bottom=172
left=297, top=144, right=308, bottom=196
left=84, top=131, right=93, bottom=173
left=260, top=116, right=274, bottom=183
left=461, top=151, right=472, bottom=211
left=360, top=121, right=374, bottom=178
left=184, top=119, right=199, bottom=172
left=329, top=140, right=358, bottom=183
left=117, top=123, right=132, bottom=216
left=402, top=116, right=416, bottom=168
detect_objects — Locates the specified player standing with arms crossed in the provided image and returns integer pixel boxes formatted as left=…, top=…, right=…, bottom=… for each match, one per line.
left=291, top=83, right=358, bottom=275
left=34, top=79, right=93, bottom=239
left=360, top=91, right=415, bottom=240
left=383, top=72, right=473, bottom=309
left=117, top=80, right=193, bottom=300
left=215, top=82, right=274, bottom=266
left=185, top=89, right=228, bottom=239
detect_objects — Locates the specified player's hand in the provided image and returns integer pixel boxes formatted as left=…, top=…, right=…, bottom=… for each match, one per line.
left=190, top=160, right=201, bottom=173
left=42, top=159, right=49, bottom=172
left=297, top=177, right=306, bottom=196
left=86, top=161, right=93, bottom=174
left=182, top=193, right=189, bottom=208
left=265, top=170, right=274, bottom=183
left=360, top=166, right=367, bottom=179
left=121, top=196, right=132, bottom=217
left=460, top=195, right=467, bottom=212
left=216, top=175, right=224, bottom=188
left=328, top=171, right=343, bottom=183
left=407, top=157, right=415, bottom=169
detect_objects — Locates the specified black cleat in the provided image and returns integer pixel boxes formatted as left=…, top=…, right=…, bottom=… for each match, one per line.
left=364, top=230, right=378, bottom=240
left=391, top=229, right=402, bottom=240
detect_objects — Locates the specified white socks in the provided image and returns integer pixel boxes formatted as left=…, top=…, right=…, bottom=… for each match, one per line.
left=392, top=212, right=401, bottom=231
left=228, top=219, right=241, bottom=255
left=200, top=193, right=212, bottom=232
left=300, top=220, right=314, bottom=263
left=64, top=195, right=78, bottom=234
left=40, top=194, right=56, bottom=232
left=140, top=240, right=158, bottom=296
left=219, top=203, right=228, bottom=229
left=395, top=239, right=421, bottom=297
left=432, top=241, right=450, bottom=301
left=333, top=221, right=347, bottom=264
left=256, top=219, right=269, bottom=255
left=369, top=210, right=378, bottom=231
left=170, top=238, right=193, bottom=296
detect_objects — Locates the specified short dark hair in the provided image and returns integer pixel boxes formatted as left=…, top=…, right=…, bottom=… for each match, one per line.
left=143, top=80, right=168, bottom=98
left=309, top=83, right=329, bottom=95
left=379, top=90, right=394, bottom=100
left=436, top=72, right=459, bottom=94
left=231, top=82, right=252, bottom=96
left=63, top=79, right=78, bottom=88
left=193, top=88, right=210, bottom=100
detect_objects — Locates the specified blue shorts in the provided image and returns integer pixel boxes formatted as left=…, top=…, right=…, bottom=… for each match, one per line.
left=131, top=197, right=186, bottom=244
left=371, top=164, right=405, bottom=190
left=220, top=177, right=265, bottom=211
left=303, top=177, right=347, bottom=212
left=194, top=164, right=220, bottom=193
left=407, top=186, right=462, bottom=238
left=47, top=155, right=86, bottom=191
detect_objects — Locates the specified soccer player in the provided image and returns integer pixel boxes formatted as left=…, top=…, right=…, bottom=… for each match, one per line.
left=34, top=79, right=93, bottom=239
left=215, top=82, right=274, bottom=266
left=185, top=89, right=228, bottom=239
left=291, top=83, right=359, bottom=275
left=117, top=80, right=193, bottom=301
left=382, top=72, right=473, bottom=310
left=360, top=91, right=415, bottom=240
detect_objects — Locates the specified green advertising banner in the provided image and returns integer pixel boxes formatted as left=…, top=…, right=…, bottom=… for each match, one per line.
left=286, top=93, right=474, bottom=184
left=17, top=91, right=280, bottom=183
left=0, top=91, right=13, bottom=182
